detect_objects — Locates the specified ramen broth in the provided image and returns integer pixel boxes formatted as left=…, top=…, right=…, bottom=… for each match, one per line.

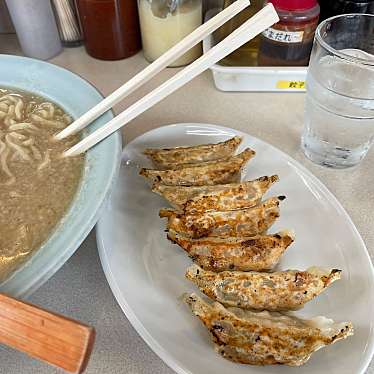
left=0, top=88, right=84, bottom=281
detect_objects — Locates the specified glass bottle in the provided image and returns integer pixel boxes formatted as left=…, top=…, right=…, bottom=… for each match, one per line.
left=258, top=0, right=320, bottom=66
left=218, top=0, right=263, bottom=66
left=76, top=0, right=141, bottom=60
left=138, top=0, right=202, bottom=67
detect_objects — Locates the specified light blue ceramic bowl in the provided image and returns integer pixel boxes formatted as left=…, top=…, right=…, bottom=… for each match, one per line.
left=0, top=55, right=122, bottom=298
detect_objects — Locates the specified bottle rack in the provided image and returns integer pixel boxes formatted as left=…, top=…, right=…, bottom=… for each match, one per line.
left=204, top=9, right=307, bottom=92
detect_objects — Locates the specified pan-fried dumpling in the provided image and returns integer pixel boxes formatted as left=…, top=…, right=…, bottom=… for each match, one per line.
left=160, top=197, right=284, bottom=238
left=167, top=230, right=294, bottom=272
left=186, top=265, right=341, bottom=311
left=152, top=175, right=279, bottom=213
left=139, top=148, right=255, bottom=186
left=143, top=136, right=242, bottom=168
left=185, top=293, right=353, bottom=366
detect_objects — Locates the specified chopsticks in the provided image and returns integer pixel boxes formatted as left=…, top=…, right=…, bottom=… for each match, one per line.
left=63, top=4, right=279, bottom=157
left=56, top=0, right=251, bottom=141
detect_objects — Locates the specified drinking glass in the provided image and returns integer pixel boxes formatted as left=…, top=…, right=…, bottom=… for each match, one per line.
left=301, top=14, right=374, bottom=168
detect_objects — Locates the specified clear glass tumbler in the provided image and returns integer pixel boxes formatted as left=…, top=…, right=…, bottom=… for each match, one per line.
left=301, top=14, right=374, bottom=168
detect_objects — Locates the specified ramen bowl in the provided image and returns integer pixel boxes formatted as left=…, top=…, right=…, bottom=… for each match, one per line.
left=0, top=54, right=122, bottom=298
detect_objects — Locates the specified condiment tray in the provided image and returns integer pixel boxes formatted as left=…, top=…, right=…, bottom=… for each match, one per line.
left=204, top=9, right=307, bottom=92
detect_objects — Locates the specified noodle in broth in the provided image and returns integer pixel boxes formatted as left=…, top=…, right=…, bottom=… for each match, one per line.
left=0, top=88, right=84, bottom=281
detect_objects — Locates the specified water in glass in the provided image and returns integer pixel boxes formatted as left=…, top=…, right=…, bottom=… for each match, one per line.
left=301, top=14, right=374, bottom=168
left=302, top=51, right=374, bottom=168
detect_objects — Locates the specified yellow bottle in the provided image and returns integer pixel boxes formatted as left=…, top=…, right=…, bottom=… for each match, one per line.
left=218, top=0, right=263, bottom=66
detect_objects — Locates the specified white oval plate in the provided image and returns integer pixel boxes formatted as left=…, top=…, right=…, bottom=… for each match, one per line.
left=97, top=123, right=374, bottom=374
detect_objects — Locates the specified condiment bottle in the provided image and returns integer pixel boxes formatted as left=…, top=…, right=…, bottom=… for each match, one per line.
left=218, top=0, right=263, bottom=66
left=138, top=0, right=202, bottom=67
left=258, top=0, right=320, bottom=66
left=76, top=0, right=141, bottom=60
left=320, top=0, right=374, bottom=22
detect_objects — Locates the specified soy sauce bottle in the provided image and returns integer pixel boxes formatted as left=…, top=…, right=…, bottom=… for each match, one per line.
left=218, top=0, right=264, bottom=66
left=76, top=0, right=141, bottom=60
left=258, top=0, right=320, bottom=66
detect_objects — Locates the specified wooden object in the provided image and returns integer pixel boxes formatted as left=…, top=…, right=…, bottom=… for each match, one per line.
left=0, top=293, right=95, bottom=373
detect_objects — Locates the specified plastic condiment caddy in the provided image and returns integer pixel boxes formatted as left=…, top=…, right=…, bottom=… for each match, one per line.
left=204, top=9, right=307, bottom=92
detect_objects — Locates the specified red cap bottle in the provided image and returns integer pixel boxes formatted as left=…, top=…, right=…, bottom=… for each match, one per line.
left=268, top=0, right=319, bottom=11
left=258, top=0, right=320, bottom=66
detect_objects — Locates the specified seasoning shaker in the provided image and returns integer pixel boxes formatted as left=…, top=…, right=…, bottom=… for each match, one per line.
left=5, top=0, right=62, bottom=60
left=218, top=0, right=263, bottom=66
left=258, top=0, right=320, bottom=66
left=138, top=0, right=202, bottom=67
left=76, top=0, right=141, bottom=60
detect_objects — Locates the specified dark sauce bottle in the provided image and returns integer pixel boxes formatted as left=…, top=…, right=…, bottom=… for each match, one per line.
left=76, top=0, right=141, bottom=60
left=258, top=0, right=320, bottom=66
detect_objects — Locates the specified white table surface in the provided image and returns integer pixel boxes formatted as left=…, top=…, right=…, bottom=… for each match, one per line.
left=0, top=34, right=373, bottom=374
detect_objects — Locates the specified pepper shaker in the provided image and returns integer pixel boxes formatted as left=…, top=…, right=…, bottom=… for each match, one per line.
left=5, top=0, right=62, bottom=60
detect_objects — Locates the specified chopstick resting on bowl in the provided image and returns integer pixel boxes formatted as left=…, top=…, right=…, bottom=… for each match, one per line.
left=55, top=0, right=250, bottom=141
left=62, top=4, right=279, bottom=157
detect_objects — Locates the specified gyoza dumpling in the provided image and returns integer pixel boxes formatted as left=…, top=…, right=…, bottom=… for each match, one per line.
left=185, top=293, right=353, bottom=366
left=143, top=136, right=242, bottom=168
left=160, top=197, right=284, bottom=238
left=167, top=230, right=294, bottom=272
left=139, top=148, right=255, bottom=186
left=152, top=175, right=279, bottom=213
left=186, top=265, right=341, bottom=311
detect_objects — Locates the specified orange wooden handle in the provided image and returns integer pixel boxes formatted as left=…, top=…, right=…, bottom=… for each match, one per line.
left=0, top=293, right=95, bottom=373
